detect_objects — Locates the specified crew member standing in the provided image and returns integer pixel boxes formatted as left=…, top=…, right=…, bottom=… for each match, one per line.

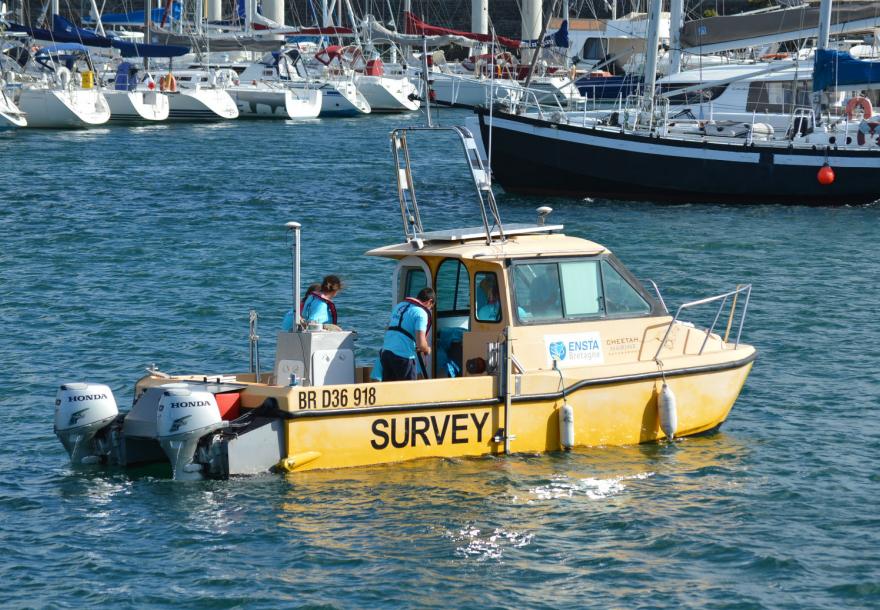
left=380, top=287, right=435, bottom=381
left=281, top=276, right=342, bottom=331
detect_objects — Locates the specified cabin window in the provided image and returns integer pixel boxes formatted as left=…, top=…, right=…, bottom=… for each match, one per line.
left=435, top=259, right=470, bottom=322
left=513, top=262, right=564, bottom=322
left=746, top=80, right=811, bottom=113
left=660, top=83, right=729, bottom=105
left=435, top=259, right=470, bottom=378
left=474, top=272, right=502, bottom=323
left=403, top=268, right=427, bottom=299
left=512, top=257, right=652, bottom=324
left=600, top=260, right=651, bottom=315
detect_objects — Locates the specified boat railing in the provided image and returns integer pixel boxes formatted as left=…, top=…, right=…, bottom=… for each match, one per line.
left=641, top=279, right=668, bottom=313
left=509, top=87, right=571, bottom=120
left=654, top=284, right=752, bottom=360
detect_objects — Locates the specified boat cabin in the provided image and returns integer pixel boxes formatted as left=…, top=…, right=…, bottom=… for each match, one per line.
left=365, top=227, right=666, bottom=380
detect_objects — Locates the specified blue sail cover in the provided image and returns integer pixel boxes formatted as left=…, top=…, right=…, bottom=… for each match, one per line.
left=521, top=20, right=569, bottom=49
left=83, top=3, right=182, bottom=26
left=9, top=14, right=189, bottom=58
left=813, top=48, right=880, bottom=92
left=6, top=15, right=112, bottom=47
left=112, top=40, right=189, bottom=58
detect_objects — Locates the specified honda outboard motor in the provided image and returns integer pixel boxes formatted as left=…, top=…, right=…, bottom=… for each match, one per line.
left=55, top=383, right=119, bottom=464
left=157, top=388, right=227, bottom=480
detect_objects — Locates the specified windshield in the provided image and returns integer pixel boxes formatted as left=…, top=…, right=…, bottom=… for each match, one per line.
left=512, top=257, right=652, bottom=324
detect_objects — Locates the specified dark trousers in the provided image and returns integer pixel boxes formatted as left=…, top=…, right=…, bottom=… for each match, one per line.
left=380, top=349, right=417, bottom=382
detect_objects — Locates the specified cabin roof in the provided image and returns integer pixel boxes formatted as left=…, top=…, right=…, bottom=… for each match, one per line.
left=366, top=231, right=608, bottom=261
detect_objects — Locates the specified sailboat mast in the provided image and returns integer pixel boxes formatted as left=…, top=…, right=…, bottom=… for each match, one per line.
left=471, top=0, right=488, bottom=57
left=642, top=0, right=662, bottom=104
left=668, top=0, right=683, bottom=75
left=144, top=0, right=150, bottom=70
left=521, top=0, right=541, bottom=63
left=817, top=0, right=832, bottom=49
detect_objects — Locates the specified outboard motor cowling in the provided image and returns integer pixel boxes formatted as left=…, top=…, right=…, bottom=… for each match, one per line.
left=157, top=388, right=226, bottom=480
left=55, top=383, right=119, bottom=464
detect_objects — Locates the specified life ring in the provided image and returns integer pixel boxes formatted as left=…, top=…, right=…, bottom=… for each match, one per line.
left=55, top=66, right=71, bottom=89
left=761, top=52, right=790, bottom=61
left=856, top=120, right=880, bottom=145
left=845, top=96, right=873, bottom=120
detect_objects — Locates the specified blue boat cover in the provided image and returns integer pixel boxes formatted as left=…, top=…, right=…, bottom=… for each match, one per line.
left=83, top=3, right=182, bottom=26
left=521, top=20, right=569, bottom=49
left=813, top=48, right=880, bottom=92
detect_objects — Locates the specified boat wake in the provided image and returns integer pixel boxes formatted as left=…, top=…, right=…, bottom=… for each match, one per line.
left=527, top=472, right=654, bottom=501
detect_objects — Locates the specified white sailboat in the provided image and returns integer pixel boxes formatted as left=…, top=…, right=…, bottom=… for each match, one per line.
left=103, top=62, right=169, bottom=122
left=13, top=44, right=110, bottom=128
left=162, top=69, right=239, bottom=121
left=229, top=82, right=322, bottom=119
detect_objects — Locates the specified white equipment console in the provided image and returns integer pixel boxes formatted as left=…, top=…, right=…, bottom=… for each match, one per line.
left=274, top=330, right=356, bottom=387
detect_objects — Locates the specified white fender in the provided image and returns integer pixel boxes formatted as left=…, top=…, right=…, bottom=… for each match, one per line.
left=658, top=382, right=678, bottom=440
left=558, top=401, right=575, bottom=450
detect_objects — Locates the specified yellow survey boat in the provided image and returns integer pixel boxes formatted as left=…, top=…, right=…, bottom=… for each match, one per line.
left=54, top=127, right=755, bottom=479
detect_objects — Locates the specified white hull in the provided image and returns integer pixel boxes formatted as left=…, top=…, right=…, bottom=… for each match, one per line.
left=16, top=87, right=110, bottom=129
left=354, top=75, right=419, bottom=113
left=167, top=89, right=239, bottom=121
left=429, top=74, right=523, bottom=108
left=0, top=90, right=26, bottom=128
left=105, top=90, right=170, bottom=122
left=230, top=86, right=321, bottom=119
left=287, top=82, right=370, bottom=116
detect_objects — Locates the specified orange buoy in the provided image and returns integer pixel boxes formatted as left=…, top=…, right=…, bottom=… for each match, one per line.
left=845, top=96, right=873, bottom=120
left=817, top=163, right=835, bottom=185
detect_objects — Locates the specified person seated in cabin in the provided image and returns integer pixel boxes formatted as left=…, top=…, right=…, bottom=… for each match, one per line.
left=281, top=276, right=343, bottom=331
left=476, top=275, right=502, bottom=322
left=379, top=287, right=435, bottom=382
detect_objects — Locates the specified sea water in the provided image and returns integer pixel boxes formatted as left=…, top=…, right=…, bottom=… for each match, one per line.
left=0, top=110, right=878, bottom=609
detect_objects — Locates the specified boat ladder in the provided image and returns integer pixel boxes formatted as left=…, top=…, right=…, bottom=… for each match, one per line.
left=391, top=126, right=505, bottom=246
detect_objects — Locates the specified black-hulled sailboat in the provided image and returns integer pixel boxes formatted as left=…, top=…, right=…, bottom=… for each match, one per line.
left=475, top=0, right=880, bottom=205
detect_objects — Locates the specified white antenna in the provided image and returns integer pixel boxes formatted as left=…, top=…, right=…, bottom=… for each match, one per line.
left=285, top=221, right=302, bottom=331
left=537, top=206, right=553, bottom=226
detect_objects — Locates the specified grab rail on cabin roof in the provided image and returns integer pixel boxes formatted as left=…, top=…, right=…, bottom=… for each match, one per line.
left=654, top=283, right=752, bottom=360
left=390, top=126, right=505, bottom=247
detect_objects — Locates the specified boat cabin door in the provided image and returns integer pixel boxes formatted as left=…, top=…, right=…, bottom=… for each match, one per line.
left=392, top=256, right=433, bottom=376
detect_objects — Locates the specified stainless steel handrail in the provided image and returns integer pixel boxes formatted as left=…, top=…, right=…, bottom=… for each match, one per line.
left=390, top=126, right=505, bottom=246
left=653, top=284, right=752, bottom=360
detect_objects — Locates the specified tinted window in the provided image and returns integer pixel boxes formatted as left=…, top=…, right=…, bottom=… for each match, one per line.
left=513, top=257, right=652, bottom=323
left=403, top=268, right=427, bottom=298
left=513, top=263, right=563, bottom=321
left=601, top=260, right=651, bottom=315
left=436, top=259, right=469, bottom=315
left=475, top=272, right=501, bottom=323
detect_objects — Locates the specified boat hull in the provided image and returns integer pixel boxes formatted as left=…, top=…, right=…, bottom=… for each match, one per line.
left=355, top=75, right=419, bottom=113
left=167, top=89, right=238, bottom=121
left=429, top=74, right=522, bottom=109
left=0, top=91, right=27, bottom=128
left=231, top=87, right=321, bottom=119
left=106, top=90, right=169, bottom=122
left=16, top=87, right=110, bottom=128
left=477, top=110, right=880, bottom=205
left=131, top=346, right=754, bottom=473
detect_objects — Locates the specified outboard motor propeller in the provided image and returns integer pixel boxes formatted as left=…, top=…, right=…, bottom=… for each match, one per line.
left=55, top=383, right=119, bottom=464
left=157, top=388, right=227, bottom=480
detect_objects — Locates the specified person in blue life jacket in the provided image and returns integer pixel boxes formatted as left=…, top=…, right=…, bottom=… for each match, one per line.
left=380, top=287, right=436, bottom=382
left=281, top=275, right=343, bottom=331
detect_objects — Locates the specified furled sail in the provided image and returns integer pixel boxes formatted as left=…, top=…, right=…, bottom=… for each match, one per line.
left=404, top=11, right=521, bottom=48
left=82, top=3, right=181, bottom=26
left=681, top=5, right=880, bottom=54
